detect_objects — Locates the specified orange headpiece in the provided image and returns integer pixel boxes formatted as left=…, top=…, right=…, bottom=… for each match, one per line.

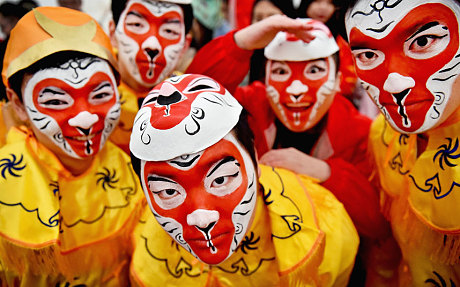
left=2, top=6, right=118, bottom=87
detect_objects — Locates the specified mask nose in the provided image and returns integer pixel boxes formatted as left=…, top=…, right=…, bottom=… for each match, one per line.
left=142, top=36, right=162, bottom=61
left=286, top=80, right=308, bottom=102
left=145, top=48, right=159, bottom=61
left=187, top=209, right=220, bottom=232
left=383, top=73, right=415, bottom=94
left=68, top=111, right=99, bottom=131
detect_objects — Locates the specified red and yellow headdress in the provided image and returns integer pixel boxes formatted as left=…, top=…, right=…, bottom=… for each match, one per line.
left=2, top=6, right=118, bottom=87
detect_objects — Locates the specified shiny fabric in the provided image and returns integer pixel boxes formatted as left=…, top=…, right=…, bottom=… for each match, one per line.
left=0, top=127, right=145, bottom=286
left=130, top=164, right=359, bottom=286
left=369, top=109, right=460, bottom=286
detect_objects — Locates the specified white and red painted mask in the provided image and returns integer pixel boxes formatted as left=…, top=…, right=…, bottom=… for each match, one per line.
left=265, top=58, right=337, bottom=132
left=114, top=0, right=186, bottom=90
left=130, top=74, right=256, bottom=264
left=346, top=0, right=460, bottom=133
left=264, top=19, right=339, bottom=132
left=23, top=57, right=120, bottom=158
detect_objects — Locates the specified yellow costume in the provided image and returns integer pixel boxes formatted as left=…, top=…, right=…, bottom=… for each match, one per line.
left=0, top=7, right=147, bottom=286
left=369, top=110, right=460, bottom=286
left=130, top=165, right=359, bottom=287
left=0, top=127, right=145, bottom=286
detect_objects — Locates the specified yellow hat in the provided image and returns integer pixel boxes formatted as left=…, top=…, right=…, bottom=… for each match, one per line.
left=2, top=6, right=118, bottom=87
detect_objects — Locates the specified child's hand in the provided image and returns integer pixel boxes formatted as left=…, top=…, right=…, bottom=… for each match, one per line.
left=259, top=147, right=331, bottom=182
left=234, top=15, right=316, bottom=50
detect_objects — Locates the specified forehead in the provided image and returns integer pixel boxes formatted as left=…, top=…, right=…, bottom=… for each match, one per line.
left=124, top=0, right=182, bottom=17
left=346, top=0, right=460, bottom=39
left=29, top=59, right=113, bottom=85
left=143, top=133, right=244, bottom=175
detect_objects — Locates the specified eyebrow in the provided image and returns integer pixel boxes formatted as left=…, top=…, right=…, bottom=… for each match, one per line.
left=207, top=156, right=236, bottom=178
left=350, top=46, right=377, bottom=51
left=147, top=176, right=176, bottom=184
left=40, top=88, right=65, bottom=96
left=93, top=82, right=111, bottom=92
left=165, top=19, right=180, bottom=24
left=127, top=11, right=143, bottom=18
left=406, top=21, right=440, bottom=42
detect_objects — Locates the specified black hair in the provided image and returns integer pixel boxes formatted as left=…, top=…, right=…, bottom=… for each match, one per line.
left=335, top=0, right=460, bottom=40
left=130, top=108, right=257, bottom=182
left=8, top=51, right=116, bottom=102
left=0, top=2, right=29, bottom=19
left=335, top=0, right=360, bottom=41
left=252, top=0, right=297, bottom=19
left=111, top=0, right=194, bottom=34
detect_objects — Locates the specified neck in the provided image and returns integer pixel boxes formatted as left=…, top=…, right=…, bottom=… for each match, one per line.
left=60, top=155, right=95, bottom=176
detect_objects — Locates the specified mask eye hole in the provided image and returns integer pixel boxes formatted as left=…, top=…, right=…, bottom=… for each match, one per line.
left=352, top=49, right=385, bottom=70
left=147, top=175, right=186, bottom=210
left=184, top=78, right=220, bottom=93
left=404, top=23, right=450, bottom=60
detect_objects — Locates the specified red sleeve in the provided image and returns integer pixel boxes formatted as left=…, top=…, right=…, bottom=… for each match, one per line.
left=230, top=0, right=256, bottom=29
left=322, top=95, right=390, bottom=239
left=322, top=158, right=390, bottom=239
left=186, top=30, right=253, bottom=95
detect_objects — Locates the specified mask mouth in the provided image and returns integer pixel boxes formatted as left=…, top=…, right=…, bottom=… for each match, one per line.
left=284, top=102, right=312, bottom=112
left=389, top=88, right=411, bottom=127
left=66, top=128, right=102, bottom=141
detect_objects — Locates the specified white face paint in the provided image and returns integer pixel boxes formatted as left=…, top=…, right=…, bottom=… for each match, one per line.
left=23, top=57, right=120, bottom=158
left=140, top=132, right=257, bottom=265
left=346, top=0, right=460, bottom=133
left=114, top=0, right=186, bottom=90
left=265, top=57, right=337, bottom=132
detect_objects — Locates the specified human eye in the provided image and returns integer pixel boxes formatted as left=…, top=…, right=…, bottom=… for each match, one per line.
left=205, top=156, right=242, bottom=197
left=304, top=59, right=328, bottom=80
left=159, top=20, right=181, bottom=40
left=37, top=87, right=74, bottom=110
left=269, top=62, right=291, bottom=82
left=351, top=48, right=385, bottom=70
left=404, top=23, right=450, bottom=60
left=89, top=82, right=115, bottom=105
left=147, top=175, right=186, bottom=210
left=125, top=12, right=149, bottom=34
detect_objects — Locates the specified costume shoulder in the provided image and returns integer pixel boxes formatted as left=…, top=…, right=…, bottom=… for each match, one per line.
left=0, top=127, right=144, bottom=247
left=186, top=30, right=253, bottom=95
left=259, top=165, right=359, bottom=287
left=0, top=127, right=145, bottom=285
left=326, top=94, right=371, bottom=149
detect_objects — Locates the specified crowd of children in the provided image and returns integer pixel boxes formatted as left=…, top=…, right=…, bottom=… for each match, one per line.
left=0, top=0, right=459, bottom=286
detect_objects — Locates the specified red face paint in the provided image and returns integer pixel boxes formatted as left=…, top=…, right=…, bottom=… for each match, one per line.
left=142, top=138, right=251, bottom=264
left=266, top=58, right=334, bottom=131
left=31, top=72, right=117, bottom=157
left=144, top=74, right=225, bottom=130
left=349, top=3, right=459, bottom=132
left=122, top=2, right=184, bottom=85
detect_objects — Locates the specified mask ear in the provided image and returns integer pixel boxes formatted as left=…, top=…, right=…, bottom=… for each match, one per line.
left=7, top=88, right=29, bottom=123
left=108, top=19, right=118, bottom=49
left=178, top=33, right=192, bottom=61
left=335, top=71, right=342, bottom=93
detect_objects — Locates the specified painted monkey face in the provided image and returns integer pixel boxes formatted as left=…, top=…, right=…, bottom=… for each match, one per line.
left=140, top=133, right=257, bottom=265
left=346, top=0, right=460, bottom=133
left=265, top=57, right=337, bottom=132
left=115, top=0, right=185, bottom=90
left=23, top=57, right=120, bottom=158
